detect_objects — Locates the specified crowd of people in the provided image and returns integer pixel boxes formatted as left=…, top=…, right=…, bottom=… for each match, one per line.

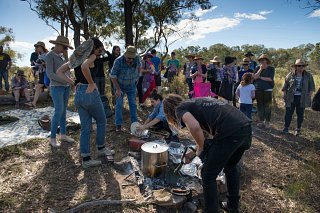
left=0, top=36, right=318, bottom=213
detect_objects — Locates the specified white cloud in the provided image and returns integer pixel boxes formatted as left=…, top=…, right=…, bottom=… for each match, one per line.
left=234, top=12, right=266, bottom=20
left=234, top=10, right=272, bottom=20
left=259, top=10, right=273, bottom=15
left=309, top=9, right=320, bottom=18
left=193, top=6, right=218, bottom=17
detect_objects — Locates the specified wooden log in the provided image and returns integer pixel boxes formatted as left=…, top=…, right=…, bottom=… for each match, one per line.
left=48, top=199, right=142, bottom=213
left=0, top=91, right=50, bottom=106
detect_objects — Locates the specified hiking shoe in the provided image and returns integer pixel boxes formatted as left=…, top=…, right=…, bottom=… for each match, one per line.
left=97, top=147, right=115, bottom=156
left=82, top=159, right=102, bottom=169
left=282, top=128, right=289, bottom=134
left=60, top=135, right=75, bottom=143
left=116, top=125, right=122, bottom=132
left=49, top=138, right=60, bottom=147
left=294, top=128, right=301, bottom=136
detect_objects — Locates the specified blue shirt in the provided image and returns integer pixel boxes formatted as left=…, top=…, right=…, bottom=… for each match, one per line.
left=110, top=55, right=141, bottom=89
left=148, top=101, right=167, bottom=122
left=151, top=56, right=161, bottom=74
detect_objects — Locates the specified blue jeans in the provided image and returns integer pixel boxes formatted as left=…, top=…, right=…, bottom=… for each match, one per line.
left=50, top=86, right=70, bottom=138
left=74, top=85, right=106, bottom=157
left=240, top=103, right=253, bottom=119
left=115, top=87, right=138, bottom=125
left=201, top=125, right=252, bottom=213
left=0, top=69, right=9, bottom=91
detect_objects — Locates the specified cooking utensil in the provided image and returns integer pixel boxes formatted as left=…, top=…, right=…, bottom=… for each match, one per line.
left=141, top=141, right=168, bottom=177
left=174, top=146, right=197, bottom=173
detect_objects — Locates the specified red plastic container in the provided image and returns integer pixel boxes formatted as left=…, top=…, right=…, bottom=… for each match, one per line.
left=128, top=137, right=147, bottom=151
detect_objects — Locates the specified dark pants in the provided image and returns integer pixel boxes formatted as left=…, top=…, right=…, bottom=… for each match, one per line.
left=167, top=71, right=177, bottom=83
left=136, top=76, right=144, bottom=104
left=240, top=103, right=253, bottom=119
left=255, top=90, right=272, bottom=122
left=212, top=81, right=221, bottom=95
left=201, top=125, right=252, bottom=213
left=186, top=78, right=193, bottom=92
left=95, top=76, right=106, bottom=96
left=0, top=69, right=9, bottom=91
left=154, top=120, right=173, bottom=137
left=284, top=95, right=305, bottom=129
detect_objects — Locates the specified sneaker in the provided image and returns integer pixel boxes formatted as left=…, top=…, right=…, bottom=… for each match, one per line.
left=282, top=128, right=289, bottom=134
left=49, top=138, right=60, bottom=147
left=60, top=135, right=75, bottom=143
left=116, top=125, right=122, bottom=132
left=97, top=147, right=115, bottom=156
left=82, top=159, right=102, bottom=169
left=294, top=128, right=301, bottom=136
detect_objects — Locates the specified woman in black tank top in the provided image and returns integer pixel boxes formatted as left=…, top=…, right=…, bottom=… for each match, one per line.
left=57, top=38, right=115, bottom=169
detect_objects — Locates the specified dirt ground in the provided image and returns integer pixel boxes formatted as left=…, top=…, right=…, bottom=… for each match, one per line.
left=0, top=100, right=319, bottom=212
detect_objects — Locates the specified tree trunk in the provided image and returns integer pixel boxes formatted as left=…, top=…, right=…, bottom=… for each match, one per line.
left=124, top=0, right=134, bottom=47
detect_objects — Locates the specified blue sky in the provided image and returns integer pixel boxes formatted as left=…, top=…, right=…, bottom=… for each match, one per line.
left=0, top=0, right=319, bottom=67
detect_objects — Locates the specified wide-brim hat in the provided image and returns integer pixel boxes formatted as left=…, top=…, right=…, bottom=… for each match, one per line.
left=210, top=56, right=221, bottom=63
left=241, top=57, right=250, bottom=64
left=68, top=39, right=93, bottom=69
left=225, top=56, right=235, bottom=65
left=185, top=54, right=195, bottom=59
left=292, top=58, right=308, bottom=67
left=258, top=54, right=271, bottom=64
left=124, top=46, right=137, bottom=58
left=34, top=41, right=46, bottom=48
left=194, top=56, right=204, bottom=60
left=16, top=70, right=25, bottom=76
left=245, top=51, right=254, bottom=57
left=49, top=36, right=73, bottom=50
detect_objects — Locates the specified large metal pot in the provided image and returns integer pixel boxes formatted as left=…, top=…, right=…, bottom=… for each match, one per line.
left=141, top=141, right=169, bottom=177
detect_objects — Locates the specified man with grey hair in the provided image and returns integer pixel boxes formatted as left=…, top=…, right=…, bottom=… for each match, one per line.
left=0, top=45, right=12, bottom=92
left=110, top=46, right=141, bottom=132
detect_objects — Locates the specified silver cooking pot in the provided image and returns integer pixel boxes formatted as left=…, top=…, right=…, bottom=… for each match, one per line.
left=141, top=141, right=169, bottom=177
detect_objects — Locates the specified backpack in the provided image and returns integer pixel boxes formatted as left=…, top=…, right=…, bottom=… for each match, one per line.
left=311, top=88, right=320, bottom=111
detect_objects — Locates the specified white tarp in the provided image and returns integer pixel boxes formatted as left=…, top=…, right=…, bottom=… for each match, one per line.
left=0, top=107, right=80, bottom=148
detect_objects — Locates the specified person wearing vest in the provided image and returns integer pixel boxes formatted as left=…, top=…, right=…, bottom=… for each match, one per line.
left=282, top=59, right=315, bottom=136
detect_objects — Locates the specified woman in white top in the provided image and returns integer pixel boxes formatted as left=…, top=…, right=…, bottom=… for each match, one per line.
left=236, top=73, right=255, bottom=119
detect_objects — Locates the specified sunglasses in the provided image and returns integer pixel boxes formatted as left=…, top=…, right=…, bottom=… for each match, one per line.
left=295, top=65, right=305, bottom=67
left=127, top=57, right=134, bottom=60
left=64, top=46, right=68, bottom=50
left=243, top=64, right=249, bottom=66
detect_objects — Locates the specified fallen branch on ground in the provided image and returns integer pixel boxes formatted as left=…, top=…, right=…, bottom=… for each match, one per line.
left=49, top=199, right=153, bottom=213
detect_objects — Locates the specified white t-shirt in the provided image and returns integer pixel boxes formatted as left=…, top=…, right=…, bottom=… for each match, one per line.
left=236, top=84, right=255, bottom=104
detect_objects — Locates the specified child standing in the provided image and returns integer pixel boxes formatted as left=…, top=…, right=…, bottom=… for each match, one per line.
left=236, top=73, right=255, bottom=119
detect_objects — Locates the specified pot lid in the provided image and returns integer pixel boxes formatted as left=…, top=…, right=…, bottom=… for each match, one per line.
left=141, top=141, right=169, bottom=153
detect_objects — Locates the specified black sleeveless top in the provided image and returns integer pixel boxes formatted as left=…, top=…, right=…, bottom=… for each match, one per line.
left=74, top=65, right=97, bottom=85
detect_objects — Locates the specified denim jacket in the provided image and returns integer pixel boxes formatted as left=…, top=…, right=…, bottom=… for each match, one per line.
left=282, top=70, right=315, bottom=108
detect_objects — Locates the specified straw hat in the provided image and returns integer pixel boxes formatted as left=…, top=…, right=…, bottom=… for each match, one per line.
left=34, top=41, right=46, bottom=48
left=49, top=36, right=73, bottom=49
left=194, top=56, right=204, bottom=60
left=68, top=39, right=94, bottom=69
left=210, top=56, right=221, bottom=63
left=293, top=58, right=308, bottom=67
left=124, top=46, right=137, bottom=58
left=245, top=51, right=254, bottom=57
left=241, top=57, right=250, bottom=64
left=258, top=54, right=271, bottom=64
